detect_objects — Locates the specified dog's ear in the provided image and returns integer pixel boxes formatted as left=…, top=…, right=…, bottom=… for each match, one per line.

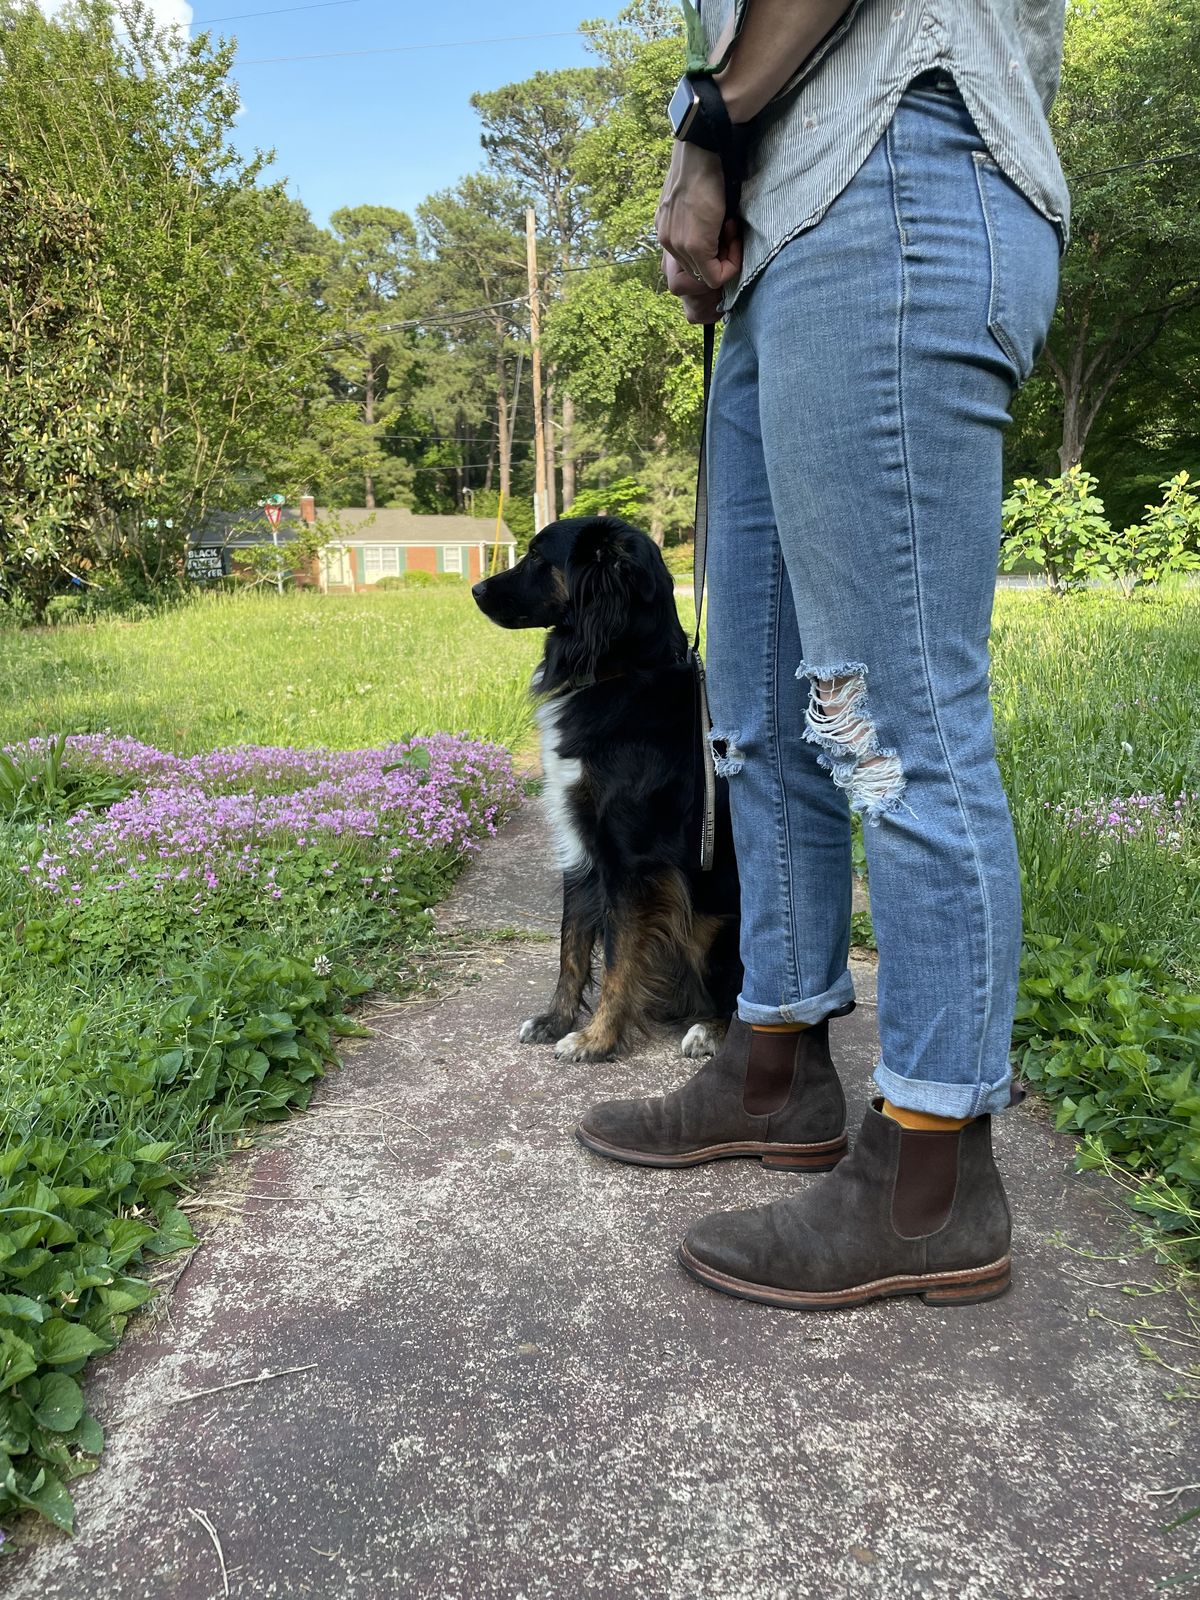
left=564, top=519, right=657, bottom=676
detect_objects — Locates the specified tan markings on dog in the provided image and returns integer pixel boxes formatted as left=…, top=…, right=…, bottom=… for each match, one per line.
left=557, top=870, right=724, bottom=1060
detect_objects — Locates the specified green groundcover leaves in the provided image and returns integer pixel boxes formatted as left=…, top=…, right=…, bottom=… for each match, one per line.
left=1014, top=931, right=1200, bottom=1251
left=0, top=943, right=366, bottom=1539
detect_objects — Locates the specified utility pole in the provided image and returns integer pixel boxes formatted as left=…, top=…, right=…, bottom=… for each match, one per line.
left=525, top=207, right=548, bottom=532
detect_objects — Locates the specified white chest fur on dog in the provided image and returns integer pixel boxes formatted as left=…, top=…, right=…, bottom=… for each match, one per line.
left=535, top=693, right=591, bottom=874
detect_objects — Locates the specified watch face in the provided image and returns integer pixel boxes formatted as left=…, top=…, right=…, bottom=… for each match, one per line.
left=669, top=77, right=700, bottom=138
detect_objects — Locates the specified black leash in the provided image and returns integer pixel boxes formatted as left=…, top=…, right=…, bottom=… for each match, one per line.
left=689, top=319, right=717, bottom=871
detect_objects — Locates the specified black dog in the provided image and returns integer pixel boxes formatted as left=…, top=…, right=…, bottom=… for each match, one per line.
left=472, top=516, right=742, bottom=1062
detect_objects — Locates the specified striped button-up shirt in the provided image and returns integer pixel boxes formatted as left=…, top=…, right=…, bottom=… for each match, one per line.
left=703, top=0, right=1071, bottom=306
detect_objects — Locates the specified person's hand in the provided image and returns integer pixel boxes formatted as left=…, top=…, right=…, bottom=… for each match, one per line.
left=662, top=250, right=725, bottom=324
left=655, top=141, right=743, bottom=293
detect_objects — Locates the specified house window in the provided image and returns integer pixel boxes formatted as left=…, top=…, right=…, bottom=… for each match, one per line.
left=363, top=546, right=401, bottom=582
left=443, top=545, right=463, bottom=575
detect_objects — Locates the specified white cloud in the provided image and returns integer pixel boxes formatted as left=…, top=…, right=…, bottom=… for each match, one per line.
left=38, top=0, right=194, bottom=33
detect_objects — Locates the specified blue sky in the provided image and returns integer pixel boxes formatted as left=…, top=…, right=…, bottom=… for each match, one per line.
left=196, top=0, right=628, bottom=228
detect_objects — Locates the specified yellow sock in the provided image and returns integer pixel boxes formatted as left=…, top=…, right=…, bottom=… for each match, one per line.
left=751, top=1022, right=809, bottom=1033
left=883, top=1099, right=973, bottom=1132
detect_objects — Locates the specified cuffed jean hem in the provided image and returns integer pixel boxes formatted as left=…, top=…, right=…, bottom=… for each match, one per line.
left=737, top=971, right=856, bottom=1027
left=873, top=1059, right=1014, bottom=1119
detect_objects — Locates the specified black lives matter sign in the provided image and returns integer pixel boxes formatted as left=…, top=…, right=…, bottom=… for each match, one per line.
left=186, top=547, right=227, bottom=581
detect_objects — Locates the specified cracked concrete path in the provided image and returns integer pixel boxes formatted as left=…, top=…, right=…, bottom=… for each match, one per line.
left=11, top=802, right=1195, bottom=1599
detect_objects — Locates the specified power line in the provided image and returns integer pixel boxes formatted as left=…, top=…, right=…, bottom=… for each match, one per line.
left=322, top=295, right=530, bottom=343
left=390, top=432, right=536, bottom=444
left=114, top=0, right=360, bottom=39
left=194, top=0, right=362, bottom=25
left=234, top=26, right=604, bottom=67
left=1067, top=145, right=1200, bottom=181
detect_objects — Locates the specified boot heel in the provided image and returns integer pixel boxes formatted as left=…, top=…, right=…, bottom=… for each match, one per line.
left=761, top=1137, right=847, bottom=1172
left=920, top=1265, right=1011, bottom=1306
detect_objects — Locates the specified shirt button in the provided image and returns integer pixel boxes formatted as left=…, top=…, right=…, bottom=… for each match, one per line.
left=891, top=5, right=905, bottom=17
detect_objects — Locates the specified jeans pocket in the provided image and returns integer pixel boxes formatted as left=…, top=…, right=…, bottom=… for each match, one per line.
left=972, top=151, right=1059, bottom=387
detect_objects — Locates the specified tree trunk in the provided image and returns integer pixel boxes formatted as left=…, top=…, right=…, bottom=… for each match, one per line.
left=454, top=408, right=465, bottom=510
left=1057, top=391, right=1085, bottom=475
left=649, top=513, right=665, bottom=548
left=363, top=358, right=376, bottom=509
left=544, top=375, right=558, bottom=521
left=561, top=391, right=576, bottom=510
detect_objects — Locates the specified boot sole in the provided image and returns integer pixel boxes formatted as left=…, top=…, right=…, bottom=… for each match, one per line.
left=574, top=1125, right=848, bottom=1172
left=677, top=1244, right=1013, bottom=1310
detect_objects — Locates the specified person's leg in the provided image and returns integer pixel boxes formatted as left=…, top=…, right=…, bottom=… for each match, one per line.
left=573, top=307, right=854, bottom=1172
left=680, top=81, right=1060, bottom=1307
left=747, top=82, right=1059, bottom=1119
left=704, top=303, right=856, bottom=1027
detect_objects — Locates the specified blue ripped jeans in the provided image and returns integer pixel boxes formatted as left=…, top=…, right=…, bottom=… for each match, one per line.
left=705, top=81, right=1060, bottom=1118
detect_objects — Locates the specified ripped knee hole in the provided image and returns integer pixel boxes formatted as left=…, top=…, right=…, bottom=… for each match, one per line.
left=710, top=732, right=744, bottom=777
left=800, top=663, right=907, bottom=820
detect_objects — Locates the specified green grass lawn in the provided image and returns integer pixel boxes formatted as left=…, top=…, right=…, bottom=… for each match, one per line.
left=0, top=588, right=545, bottom=756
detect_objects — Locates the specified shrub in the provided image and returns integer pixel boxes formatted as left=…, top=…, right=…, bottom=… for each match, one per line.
left=1001, top=467, right=1113, bottom=594
left=1106, top=472, right=1200, bottom=598
left=1002, top=468, right=1200, bottom=598
left=391, top=570, right=462, bottom=588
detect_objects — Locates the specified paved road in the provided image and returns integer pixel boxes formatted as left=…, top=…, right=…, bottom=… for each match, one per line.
left=11, top=803, right=1194, bottom=1598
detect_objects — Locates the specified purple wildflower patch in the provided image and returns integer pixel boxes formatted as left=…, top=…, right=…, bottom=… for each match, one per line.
left=1056, top=790, right=1198, bottom=852
left=14, top=734, right=520, bottom=916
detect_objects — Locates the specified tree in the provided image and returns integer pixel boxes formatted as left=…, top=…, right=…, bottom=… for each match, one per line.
left=320, top=205, right=418, bottom=509
left=414, top=176, right=529, bottom=511
left=0, top=162, right=138, bottom=617
left=1045, top=0, right=1200, bottom=469
left=0, top=0, right=322, bottom=599
left=546, top=9, right=700, bottom=544
left=472, top=67, right=611, bottom=512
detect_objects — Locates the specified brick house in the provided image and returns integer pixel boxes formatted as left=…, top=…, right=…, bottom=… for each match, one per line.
left=187, top=496, right=516, bottom=589
left=305, top=501, right=517, bottom=589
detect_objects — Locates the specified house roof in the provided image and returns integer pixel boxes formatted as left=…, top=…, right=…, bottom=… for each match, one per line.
left=189, top=506, right=514, bottom=548
left=189, top=509, right=307, bottom=547
left=316, top=507, right=516, bottom=544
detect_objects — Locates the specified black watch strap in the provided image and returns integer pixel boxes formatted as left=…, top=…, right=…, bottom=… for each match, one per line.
left=679, top=73, right=749, bottom=212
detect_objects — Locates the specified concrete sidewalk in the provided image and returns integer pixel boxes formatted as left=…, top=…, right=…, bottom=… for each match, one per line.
left=11, top=803, right=1195, bottom=1599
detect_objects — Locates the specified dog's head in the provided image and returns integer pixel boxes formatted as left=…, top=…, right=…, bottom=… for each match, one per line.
left=472, top=516, right=684, bottom=681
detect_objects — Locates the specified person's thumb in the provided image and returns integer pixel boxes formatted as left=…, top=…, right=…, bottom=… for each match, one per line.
left=705, top=252, right=740, bottom=289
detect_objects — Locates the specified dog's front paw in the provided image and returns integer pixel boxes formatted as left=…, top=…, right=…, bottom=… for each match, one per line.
left=554, top=1030, right=615, bottom=1063
left=681, top=1021, right=725, bottom=1059
left=519, top=1013, right=573, bottom=1045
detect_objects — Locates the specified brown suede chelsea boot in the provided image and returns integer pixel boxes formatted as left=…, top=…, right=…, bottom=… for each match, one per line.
left=574, top=1017, right=847, bottom=1171
left=678, top=1100, right=1012, bottom=1309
